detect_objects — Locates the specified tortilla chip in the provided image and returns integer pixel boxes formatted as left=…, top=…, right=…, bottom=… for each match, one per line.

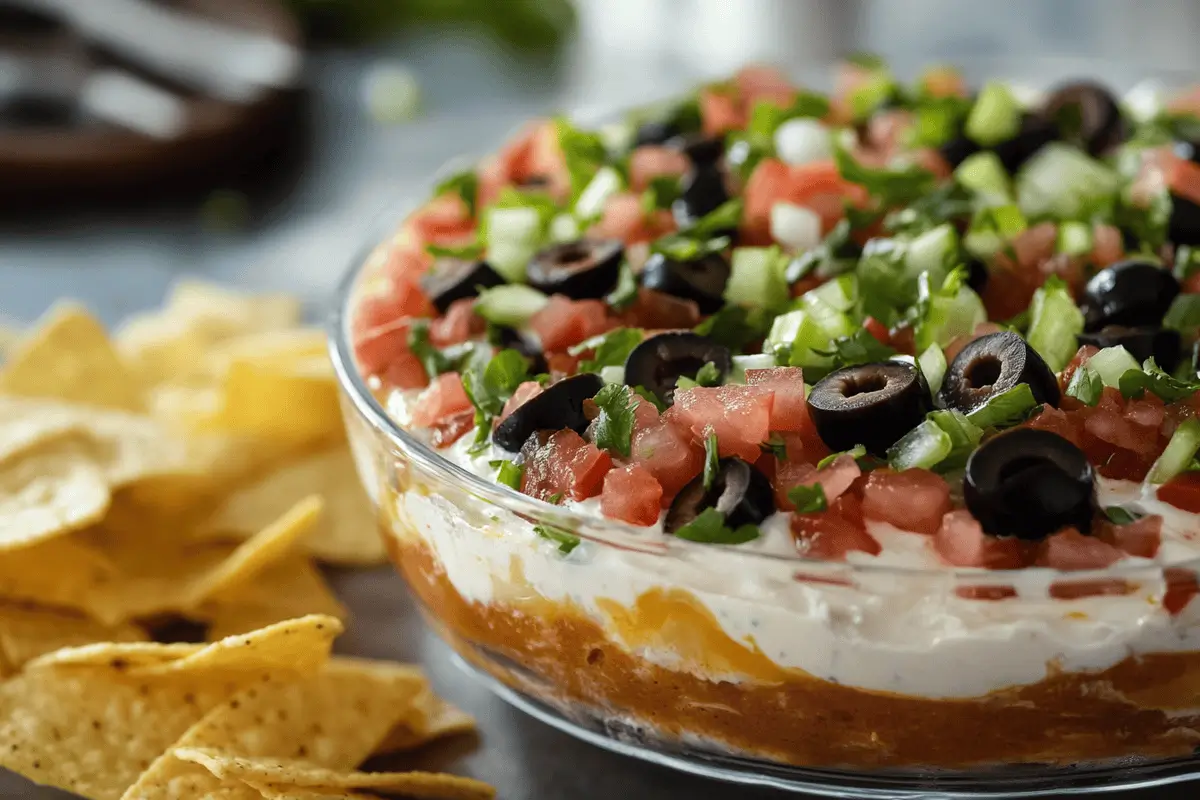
left=0, top=404, right=85, bottom=466
left=0, top=303, right=145, bottom=411
left=0, top=319, right=19, bottom=357
left=249, top=786, right=382, bottom=800
left=209, top=355, right=343, bottom=446
left=0, top=603, right=147, bottom=671
left=202, top=554, right=348, bottom=641
left=32, top=615, right=341, bottom=679
left=124, top=656, right=427, bottom=800
left=202, top=448, right=384, bottom=565
left=0, top=441, right=111, bottom=549
left=0, top=535, right=118, bottom=615
left=217, top=328, right=330, bottom=363
left=376, top=690, right=476, bottom=754
left=178, top=751, right=494, bottom=800
left=184, top=496, right=322, bottom=605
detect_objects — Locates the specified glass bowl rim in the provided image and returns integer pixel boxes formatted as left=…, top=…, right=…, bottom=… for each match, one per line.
left=327, top=99, right=1200, bottom=584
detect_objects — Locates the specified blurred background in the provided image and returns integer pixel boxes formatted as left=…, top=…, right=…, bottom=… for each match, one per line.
left=1, top=0, right=1200, bottom=324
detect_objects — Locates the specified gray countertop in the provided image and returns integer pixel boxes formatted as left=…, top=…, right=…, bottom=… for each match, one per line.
left=4, top=2, right=1200, bottom=797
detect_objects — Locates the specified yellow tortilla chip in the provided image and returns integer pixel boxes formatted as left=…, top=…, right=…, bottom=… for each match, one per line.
left=0, top=603, right=147, bottom=671
left=202, top=448, right=384, bottom=565
left=0, top=302, right=145, bottom=411
left=0, top=535, right=118, bottom=615
left=249, top=786, right=383, bottom=800
left=32, top=615, right=339, bottom=678
left=0, top=404, right=86, bottom=466
left=124, top=656, right=428, bottom=800
left=376, top=690, right=476, bottom=754
left=178, top=751, right=494, bottom=800
left=202, top=554, right=348, bottom=641
left=185, top=496, right=322, bottom=605
left=217, top=328, right=330, bottom=363
left=0, top=318, right=19, bottom=356
left=209, top=355, right=343, bottom=445
left=0, top=441, right=111, bottom=549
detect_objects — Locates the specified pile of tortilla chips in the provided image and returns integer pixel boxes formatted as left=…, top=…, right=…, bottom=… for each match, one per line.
left=0, top=283, right=492, bottom=799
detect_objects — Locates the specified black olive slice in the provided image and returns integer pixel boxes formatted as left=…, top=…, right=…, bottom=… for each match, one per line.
left=664, top=457, right=775, bottom=535
left=526, top=239, right=624, bottom=300
left=1080, top=260, right=1181, bottom=331
left=1169, top=193, right=1200, bottom=247
left=639, top=251, right=731, bottom=314
left=634, top=119, right=682, bottom=147
left=672, top=166, right=731, bottom=229
left=965, top=257, right=989, bottom=293
left=668, top=133, right=724, bottom=166
left=1077, top=326, right=1182, bottom=372
left=419, top=258, right=506, bottom=313
left=941, top=331, right=1060, bottom=414
left=492, top=373, right=604, bottom=452
left=1040, top=80, right=1126, bottom=156
left=964, top=428, right=1096, bottom=539
left=938, top=134, right=979, bottom=169
left=624, top=331, right=732, bottom=406
left=806, top=362, right=933, bottom=456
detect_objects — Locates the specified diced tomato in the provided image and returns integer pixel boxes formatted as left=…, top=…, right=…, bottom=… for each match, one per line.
left=1059, top=345, right=1100, bottom=392
left=498, top=381, right=543, bottom=425
left=742, top=158, right=862, bottom=244
left=429, top=410, right=476, bottom=449
left=934, top=510, right=1032, bottom=569
left=1184, top=271, right=1200, bottom=295
left=699, top=86, right=745, bottom=136
left=861, top=468, right=952, bottom=535
left=1050, top=578, right=1132, bottom=600
left=862, top=317, right=890, bottom=346
left=734, top=64, right=796, bottom=108
left=545, top=351, right=582, bottom=377
left=1125, top=395, right=1167, bottom=431
left=411, top=373, right=472, bottom=428
left=629, top=146, right=690, bottom=192
left=1157, top=472, right=1200, bottom=513
left=1095, top=515, right=1163, bottom=559
left=982, top=223, right=1066, bottom=320
left=792, top=495, right=880, bottom=561
left=621, top=289, right=700, bottom=330
left=600, top=464, right=664, bottom=526
left=352, top=318, right=428, bottom=388
left=522, top=429, right=613, bottom=502
left=774, top=453, right=861, bottom=512
left=1036, top=528, right=1126, bottom=571
left=668, top=384, right=775, bottom=462
left=920, top=65, right=967, bottom=99
left=478, top=121, right=570, bottom=205
left=380, top=351, right=428, bottom=390
left=529, top=296, right=615, bottom=352
left=408, top=194, right=476, bottom=247
left=1164, top=567, right=1200, bottom=616
left=1167, top=157, right=1200, bottom=206
left=591, top=192, right=677, bottom=244
left=429, top=298, right=483, bottom=347
left=630, top=416, right=704, bottom=502
left=382, top=240, right=433, bottom=284
left=1083, top=406, right=1154, bottom=455
left=1089, top=223, right=1124, bottom=268
left=1023, top=406, right=1084, bottom=449
left=352, top=293, right=407, bottom=338
left=864, top=109, right=913, bottom=155
left=375, top=274, right=436, bottom=322
left=745, top=367, right=808, bottom=433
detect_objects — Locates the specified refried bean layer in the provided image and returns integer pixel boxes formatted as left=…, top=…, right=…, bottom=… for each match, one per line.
left=386, top=530, right=1200, bottom=770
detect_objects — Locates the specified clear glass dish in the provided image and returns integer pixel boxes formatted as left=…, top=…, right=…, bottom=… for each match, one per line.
left=328, top=62, right=1200, bottom=798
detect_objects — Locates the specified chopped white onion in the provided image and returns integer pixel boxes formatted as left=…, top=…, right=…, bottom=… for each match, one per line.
left=769, top=202, right=822, bottom=251
left=774, top=117, right=833, bottom=166
left=1124, top=80, right=1166, bottom=123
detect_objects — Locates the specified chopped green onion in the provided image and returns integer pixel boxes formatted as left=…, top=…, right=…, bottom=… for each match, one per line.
left=918, top=344, right=947, bottom=396
left=1103, top=506, right=1142, bottom=525
left=484, top=205, right=542, bottom=282
left=927, top=409, right=984, bottom=472
left=1016, top=144, right=1120, bottom=219
left=599, top=365, right=625, bottom=384
left=954, top=151, right=1012, bottom=201
left=533, top=523, right=581, bottom=554
left=1056, top=221, right=1093, bottom=256
left=965, top=383, right=1038, bottom=429
left=1164, top=294, right=1200, bottom=335
left=492, top=460, right=524, bottom=490
left=1088, top=345, right=1140, bottom=388
left=887, top=419, right=952, bottom=471
left=904, top=223, right=959, bottom=282
left=574, top=165, right=624, bottom=220
left=1025, top=276, right=1084, bottom=373
left=724, top=246, right=790, bottom=310
left=913, top=269, right=987, bottom=352
left=729, top=353, right=776, bottom=383
left=475, top=285, right=549, bottom=327
left=1148, top=419, right=1200, bottom=484
left=703, top=431, right=719, bottom=491
left=965, top=81, right=1021, bottom=146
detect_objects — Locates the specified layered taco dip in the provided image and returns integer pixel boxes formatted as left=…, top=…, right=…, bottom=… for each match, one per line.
left=338, top=59, right=1200, bottom=773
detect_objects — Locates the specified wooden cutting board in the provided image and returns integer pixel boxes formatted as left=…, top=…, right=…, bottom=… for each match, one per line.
left=0, top=0, right=304, bottom=206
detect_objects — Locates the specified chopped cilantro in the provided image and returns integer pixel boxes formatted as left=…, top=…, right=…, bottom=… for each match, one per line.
left=694, top=304, right=776, bottom=352
left=408, top=323, right=456, bottom=378
left=764, top=432, right=789, bottom=461
left=433, top=169, right=479, bottom=216
left=591, top=383, right=637, bottom=458
left=1118, top=358, right=1200, bottom=403
left=813, top=328, right=897, bottom=371
left=555, top=116, right=608, bottom=201
left=1114, top=190, right=1171, bottom=252
left=641, top=175, right=681, bottom=211
left=964, top=383, right=1039, bottom=429
left=816, top=444, right=867, bottom=470
left=652, top=234, right=731, bottom=262
left=491, top=460, right=524, bottom=491
left=632, top=384, right=667, bottom=412
left=576, top=328, right=644, bottom=374
left=684, top=198, right=743, bottom=238
left=694, top=361, right=723, bottom=387
left=1065, top=365, right=1103, bottom=406
left=834, top=142, right=936, bottom=208
left=703, top=431, right=719, bottom=491
left=672, top=507, right=760, bottom=545
left=533, top=523, right=580, bottom=554
left=461, top=348, right=531, bottom=453
left=787, top=483, right=828, bottom=514
left=425, top=240, right=485, bottom=260
left=606, top=260, right=640, bottom=310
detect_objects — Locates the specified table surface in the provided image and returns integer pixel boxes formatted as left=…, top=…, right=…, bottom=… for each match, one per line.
left=5, top=2, right=1200, bottom=797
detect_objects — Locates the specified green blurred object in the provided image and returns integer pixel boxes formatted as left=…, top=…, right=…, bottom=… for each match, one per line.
left=288, top=0, right=577, bottom=53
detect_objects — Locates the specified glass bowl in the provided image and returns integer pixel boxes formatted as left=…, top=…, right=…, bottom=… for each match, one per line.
left=328, top=66, right=1200, bottom=799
